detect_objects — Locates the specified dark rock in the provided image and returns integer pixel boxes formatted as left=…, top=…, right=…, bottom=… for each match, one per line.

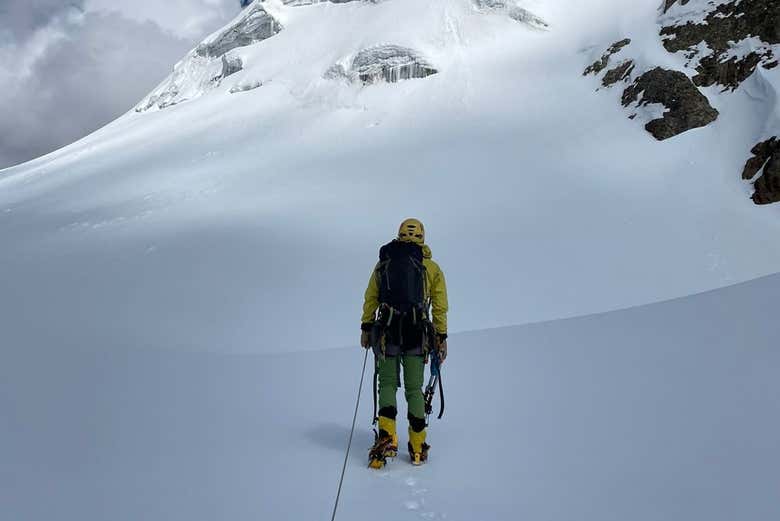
left=584, top=39, right=631, bottom=76
left=662, top=0, right=690, bottom=14
left=661, top=0, right=779, bottom=90
left=196, top=3, right=282, bottom=58
left=693, top=52, right=765, bottom=89
left=742, top=137, right=780, bottom=204
left=328, top=45, right=438, bottom=85
left=621, top=67, right=719, bottom=140
left=602, top=60, right=635, bottom=87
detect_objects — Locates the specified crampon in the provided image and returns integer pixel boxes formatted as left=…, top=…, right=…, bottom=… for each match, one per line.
left=368, top=432, right=398, bottom=469
left=408, top=442, right=430, bottom=466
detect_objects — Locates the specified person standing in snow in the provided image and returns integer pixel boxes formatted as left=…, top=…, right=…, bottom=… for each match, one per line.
left=360, top=218, right=448, bottom=467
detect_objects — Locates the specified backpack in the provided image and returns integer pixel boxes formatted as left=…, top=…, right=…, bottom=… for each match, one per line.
left=376, top=240, right=427, bottom=315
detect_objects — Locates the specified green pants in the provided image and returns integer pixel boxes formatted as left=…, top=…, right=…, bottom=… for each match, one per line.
left=378, top=354, right=425, bottom=420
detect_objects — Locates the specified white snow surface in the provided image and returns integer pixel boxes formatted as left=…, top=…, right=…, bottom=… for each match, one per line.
left=2, top=1, right=779, bottom=519
left=2, top=274, right=778, bottom=520
left=2, top=0, right=780, bottom=354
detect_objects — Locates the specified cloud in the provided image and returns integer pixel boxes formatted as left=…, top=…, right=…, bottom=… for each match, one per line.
left=0, top=1, right=239, bottom=169
left=0, top=0, right=85, bottom=39
left=84, top=0, right=238, bottom=39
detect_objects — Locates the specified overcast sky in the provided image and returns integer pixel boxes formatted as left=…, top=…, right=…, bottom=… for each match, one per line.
left=0, top=0, right=242, bottom=169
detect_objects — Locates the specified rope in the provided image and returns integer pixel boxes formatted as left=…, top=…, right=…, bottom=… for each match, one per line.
left=331, top=347, right=370, bottom=521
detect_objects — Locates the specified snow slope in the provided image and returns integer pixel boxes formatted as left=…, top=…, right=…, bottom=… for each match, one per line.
left=2, top=274, right=778, bottom=520
left=1, top=0, right=780, bottom=354
left=2, top=2, right=778, bottom=519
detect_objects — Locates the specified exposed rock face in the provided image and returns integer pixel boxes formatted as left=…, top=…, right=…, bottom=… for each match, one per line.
left=742, top=137, right=780, bottom=204
left=621, top=67, right=719, bottom=140
left=326, top=45, right=438, bottom=85
left=583, top=39, right=631, bottom=76
left=196, top=3, right=282, bottom=58
left=602, top=60, right=635, bottom=87
left=661, top=0, right=779, bottom=90
left=662, top=0, right=690, bottom=13
left=473, top=1, right=550, bottom=29
left=581, top=2, right=778, bottom=203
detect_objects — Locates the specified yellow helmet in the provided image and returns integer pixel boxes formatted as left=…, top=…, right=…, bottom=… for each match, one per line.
left=398, top=218, right=425, bottom=244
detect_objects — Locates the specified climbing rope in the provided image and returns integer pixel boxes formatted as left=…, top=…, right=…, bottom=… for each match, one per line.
left=330, top=347, right=370, bottom=521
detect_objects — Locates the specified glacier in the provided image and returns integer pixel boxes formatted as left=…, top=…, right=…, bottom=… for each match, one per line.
left=1, top=1, right=779, bottom=519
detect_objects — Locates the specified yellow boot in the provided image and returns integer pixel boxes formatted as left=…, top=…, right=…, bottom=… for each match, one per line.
left=408, top=428, right=429, bottom=466
left=378, top=416, right=399, bottom=457
left=369, top=417, right=399, bottom=469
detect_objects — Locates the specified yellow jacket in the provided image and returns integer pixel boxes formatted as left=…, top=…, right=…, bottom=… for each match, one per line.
left=361, top=244, right=448, bottom=334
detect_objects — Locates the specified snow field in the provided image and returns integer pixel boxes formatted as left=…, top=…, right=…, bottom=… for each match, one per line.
left=1, top=3, right=779, bottom=518
left=2, top=273, right=778, bottom=520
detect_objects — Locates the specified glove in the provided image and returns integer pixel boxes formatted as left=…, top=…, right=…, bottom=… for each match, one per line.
left=360, top=330, right=370, bottom=349
left=436, top=335, right=448, bottom=362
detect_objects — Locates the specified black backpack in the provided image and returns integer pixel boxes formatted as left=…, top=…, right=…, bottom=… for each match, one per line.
left=376, top=240, right=427, bottom=314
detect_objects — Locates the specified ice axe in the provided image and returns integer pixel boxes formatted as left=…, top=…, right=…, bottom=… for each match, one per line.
left=424, top=346, right=444, bottom=421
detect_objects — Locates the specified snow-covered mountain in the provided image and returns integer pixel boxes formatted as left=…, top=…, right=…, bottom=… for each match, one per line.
left=2, top=2, right=779, bottom=520
left=1, top=0, right=779, bottom=354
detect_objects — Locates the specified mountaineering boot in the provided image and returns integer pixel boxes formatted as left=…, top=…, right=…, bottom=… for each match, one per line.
left=378, top=416, right=399, bottom=457
left=368, top=432, right=393, bottom=469
left=368, top=417, right=399, bottom=469
left=408, top=427, right=429, bottom=466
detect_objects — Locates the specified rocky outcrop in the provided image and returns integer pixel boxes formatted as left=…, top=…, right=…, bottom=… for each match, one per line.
left=196, top=3, right=282, bottom=58
left=662, top=0, right=690, bottom=13
left=661, top=0, right=779, bottom=90
left=584, top=40, right=721, bottom=140
left=621, top=67, right=719, bottom=140
left=601, top=60, right=635, bottom=87
left=583, top=39, right=631, bottom=76
left=326, top=45, right=438, bottom=85
left=581, top=2, right=778, bottom=203
left=742, top=137, right=780, bottom=204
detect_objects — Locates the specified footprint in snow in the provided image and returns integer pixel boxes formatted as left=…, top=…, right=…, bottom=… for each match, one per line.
left=404, top=499, right=422, bottom=510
